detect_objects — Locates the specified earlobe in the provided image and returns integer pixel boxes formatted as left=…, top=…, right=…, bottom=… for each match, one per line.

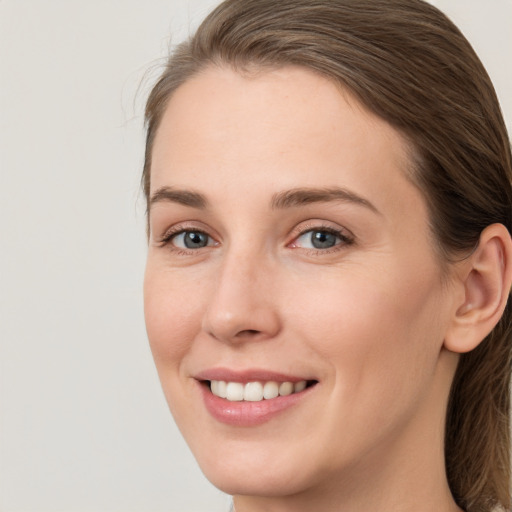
left=444, top=223, right=512, bottom=354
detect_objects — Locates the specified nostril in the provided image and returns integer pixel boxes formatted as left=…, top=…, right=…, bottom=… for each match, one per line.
left=236, top=329, right=260, bottom=336
left=236, top=329, right=261, bottom=337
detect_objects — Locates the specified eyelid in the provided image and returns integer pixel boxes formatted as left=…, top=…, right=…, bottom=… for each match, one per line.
left=287, top=221, right=355, bottom=251
left=156, top=221, right=218, bottom=247
left=290, top=221, right=354, bottom=242
left=154, top=219, right=354, bottom=254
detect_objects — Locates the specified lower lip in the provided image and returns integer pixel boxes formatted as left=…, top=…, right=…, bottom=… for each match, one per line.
left=199, top=383, right=314, bottom=427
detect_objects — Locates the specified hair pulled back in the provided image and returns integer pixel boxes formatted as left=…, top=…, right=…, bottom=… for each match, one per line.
left=143, top=1, right=512, bottom=510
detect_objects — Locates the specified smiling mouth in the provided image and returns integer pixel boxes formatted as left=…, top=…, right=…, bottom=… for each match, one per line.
left=207, top=380, right=317, bottom=402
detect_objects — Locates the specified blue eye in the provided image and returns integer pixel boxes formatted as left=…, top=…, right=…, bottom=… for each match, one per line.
left=171, top=231, right=213, bottom=249
left=294, top=229, right=348, bottom=250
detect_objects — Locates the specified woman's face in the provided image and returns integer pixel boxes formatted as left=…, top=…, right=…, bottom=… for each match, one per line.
left=144, top=66, right=458, bottom=499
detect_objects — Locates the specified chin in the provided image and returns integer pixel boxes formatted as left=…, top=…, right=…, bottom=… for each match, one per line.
left=203, top=467, right=310, bottom=498
left=193, top=445, right=318, bottom=498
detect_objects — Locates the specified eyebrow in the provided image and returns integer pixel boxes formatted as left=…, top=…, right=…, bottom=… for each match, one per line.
left=271, top=187, right=380, bottom=214
left=148, top=185, right=379, bottom=215
left=149, top=186, right=208, bottom=210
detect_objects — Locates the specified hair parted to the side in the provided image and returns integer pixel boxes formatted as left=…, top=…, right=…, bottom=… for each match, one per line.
left=143, top=1, right=512, bottom=510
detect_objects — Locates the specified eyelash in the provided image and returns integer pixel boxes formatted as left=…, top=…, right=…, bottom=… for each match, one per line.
left=157, top=224, right=215, bottom=254
left=290, top=224, right=355, bottom=254
left=157, top=223, right=355, bottom=255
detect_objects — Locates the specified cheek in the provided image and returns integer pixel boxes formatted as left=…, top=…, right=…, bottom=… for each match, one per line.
left=288, top=263, right=447, bottom=409
left=143, top=264, right=206, bottom=369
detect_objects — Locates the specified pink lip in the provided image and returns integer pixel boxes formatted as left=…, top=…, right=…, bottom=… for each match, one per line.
left=194, top=368, right=317, bottom=427
left=195, top=367, right=311, bottom=383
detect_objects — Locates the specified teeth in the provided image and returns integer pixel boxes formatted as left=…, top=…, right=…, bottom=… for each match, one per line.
left=225, top=382, right=244, bottom=401
left=294, top=380, right=307, bottom=393
left=210, top=380, right=309, bottom=402
left=263, top=381, right=279, bottom=399
left=217, top=380, right=227, bottom=398
left=279, top=382, right=293, bottom=396
left=244, top=382, right=263, bottom=401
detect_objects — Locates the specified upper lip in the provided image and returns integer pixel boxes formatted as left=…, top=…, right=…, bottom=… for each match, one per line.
left=195, top=368, right=315, bottom=383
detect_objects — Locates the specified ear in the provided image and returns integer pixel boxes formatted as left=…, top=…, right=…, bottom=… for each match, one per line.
left=444, top=223, right=512, bottom=354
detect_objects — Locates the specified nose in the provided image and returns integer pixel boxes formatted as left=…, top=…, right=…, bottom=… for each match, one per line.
left=202, top=250, right=281, bottom=344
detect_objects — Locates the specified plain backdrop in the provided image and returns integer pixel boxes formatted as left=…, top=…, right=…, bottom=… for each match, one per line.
left=0, top=1, right=511, bottom=511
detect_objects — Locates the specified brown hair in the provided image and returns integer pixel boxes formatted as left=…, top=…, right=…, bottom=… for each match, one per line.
left=143, top=1, right=512, bottom=510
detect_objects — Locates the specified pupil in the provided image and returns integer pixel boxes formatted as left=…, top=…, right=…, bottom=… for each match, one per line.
left=312, top=231, right=337, bottom=249
left=185, top=232, right=207, bottom=248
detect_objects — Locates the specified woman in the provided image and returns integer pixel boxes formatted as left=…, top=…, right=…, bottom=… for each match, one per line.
left=142, top=1, right=512, bottom=511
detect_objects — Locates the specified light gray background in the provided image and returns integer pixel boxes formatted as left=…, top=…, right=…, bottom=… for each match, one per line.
left=1, top=1, right=511, bottom=511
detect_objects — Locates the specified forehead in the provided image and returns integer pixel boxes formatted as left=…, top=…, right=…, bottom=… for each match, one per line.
left=150, top=65, right=417, bottom=211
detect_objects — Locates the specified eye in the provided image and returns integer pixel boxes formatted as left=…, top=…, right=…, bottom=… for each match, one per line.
left=291, top=228, right=353, bottom=250
left=170, top=230, right=215, bottom=249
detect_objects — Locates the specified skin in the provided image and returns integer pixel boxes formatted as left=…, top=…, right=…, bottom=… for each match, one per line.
left=144, top=65, right=466, bottom=512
